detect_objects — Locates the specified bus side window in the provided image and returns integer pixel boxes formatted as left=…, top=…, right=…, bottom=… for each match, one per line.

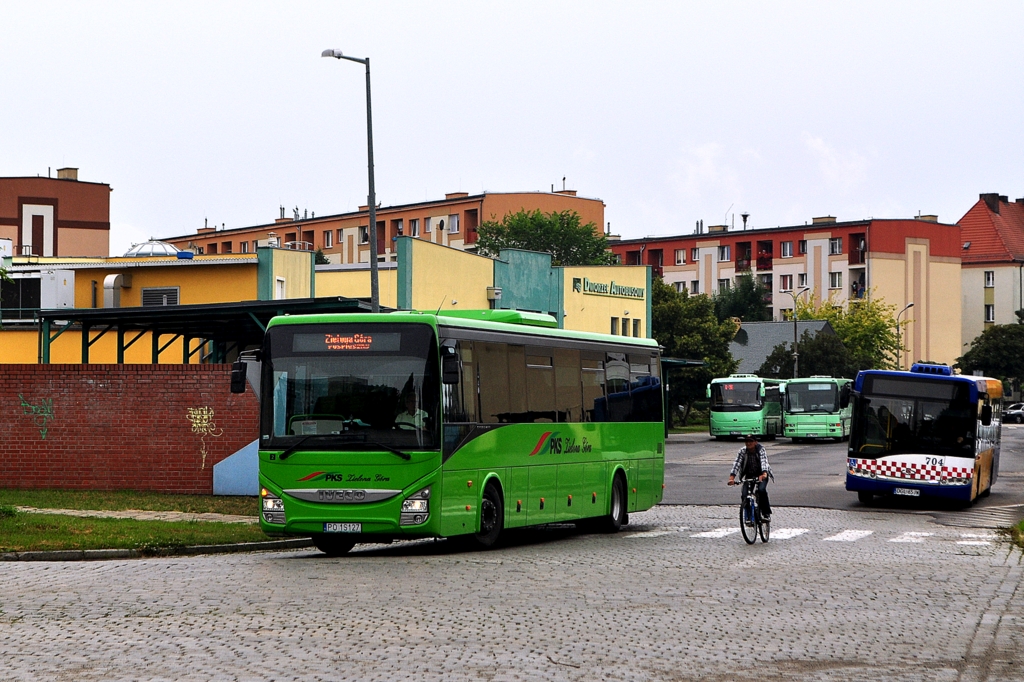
left=554, top=348, right=582, bottom=422
left=526, top=348, right=556, bottom=423
left=605, top=352, right=631, bottom=422
left=508, top=345, right=528, bottom=422
left=582, top=352, right=606, bottom=422
left=477, top=342, right=511, bottom=424
left=442, top=340, right=477, bottom=423
left=629, top=353, right=661, bottom=422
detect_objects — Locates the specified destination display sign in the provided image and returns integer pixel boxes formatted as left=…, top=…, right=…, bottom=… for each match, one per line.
left=292, top=332, right=402, bottom=353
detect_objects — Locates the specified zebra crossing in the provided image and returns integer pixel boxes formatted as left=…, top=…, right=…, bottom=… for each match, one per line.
left=624, top=525, right=1001, bottom=546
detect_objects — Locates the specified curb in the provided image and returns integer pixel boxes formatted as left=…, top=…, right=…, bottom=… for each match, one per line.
left=0, top=538, right=314, bottom=562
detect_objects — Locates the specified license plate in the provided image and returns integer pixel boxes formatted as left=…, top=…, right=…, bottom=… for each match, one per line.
left=323, top=522, right=361, bottom=533
left=729, top=431, right=741, bottom=435
left=807, top=433, right=818, bottom=437
left=893, top=488, right=920, bottom=497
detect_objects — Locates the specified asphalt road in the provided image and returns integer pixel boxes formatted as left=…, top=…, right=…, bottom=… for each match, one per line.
left=663, top=424, right=1024, bottom=519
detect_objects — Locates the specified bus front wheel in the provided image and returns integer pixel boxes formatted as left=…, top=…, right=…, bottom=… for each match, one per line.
left=857, top=491, right=874, bottom=505
left=311, top=535, right=356, bottom=557
left=471, top=482, right=504, bottom=549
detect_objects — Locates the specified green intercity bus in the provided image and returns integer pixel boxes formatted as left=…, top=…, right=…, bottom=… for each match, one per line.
left=781, top=376, right=853, bottom=442
left=232, top=310, right=665, bottom=555
left=707, top=374, right=783, bottom=440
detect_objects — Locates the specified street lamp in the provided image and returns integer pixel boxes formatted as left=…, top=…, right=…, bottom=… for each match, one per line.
left=322, top=48, right=379, bottom=313
left=780, top=286, right=810, bottom=378
left=896, top=302, right=914, bottom=370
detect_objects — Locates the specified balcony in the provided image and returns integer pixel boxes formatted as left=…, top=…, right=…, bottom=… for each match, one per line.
left=755, top=255, right=773, bottom=271
left=735, top=258, right=751, bottom=272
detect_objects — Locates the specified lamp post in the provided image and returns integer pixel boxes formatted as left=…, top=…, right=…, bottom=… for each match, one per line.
left=322, top=48, right=379, bottom=313
left=896, top=302, right=914, bottom=370
left=780, top=286, right=810, bottom=378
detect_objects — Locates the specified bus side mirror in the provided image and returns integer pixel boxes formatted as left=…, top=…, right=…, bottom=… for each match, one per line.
left=759, top=385, right=766, bottom=398
left=441, top=346, right=460, bottom=385
left=840, top=385, right=851, bottom=409
left=230, top=360, right=248, bottom=394
left=779, top=384, right=786, bottom=394
left=705, top=384, right=711, bottom=399
left=981, top=404, right=992, bottom=426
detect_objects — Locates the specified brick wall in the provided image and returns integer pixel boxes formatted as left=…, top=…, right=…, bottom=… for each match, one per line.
left=0, top=365, right=260, bottom=494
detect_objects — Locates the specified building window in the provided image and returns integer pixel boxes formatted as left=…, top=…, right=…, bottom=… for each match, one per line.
left=829, top=271, right=843, bottom=289
left=717, top=278, right=731, bottom=291
left=779, top=274, right=793, bottom=291
left=448, top=214, right=460, bottom=233
left=633, top=319, right=641, bottom=337
left=221, top=242, right=232, bottom=254
left=690, top=280, right=699, bottom=294
left=196, top=246, right=204, bottom=255
left=984, top=304, right=995, bottom=322
left=781, top=241, right=793, bottom=258
left=394, top=218, right=404, bottom=236
left=690, top=248, right=699, bottom=261
left=275, top=277, right=286, bottom=300
left=798, top=273, right=807, bottom=287
left=240, top=241, right=249, bottom=254
left=610, top=317, right=619, bottom=335
left=410, top=218, right=419, bottom=237
left=798, top=240, right=807, bottom=255
left=829, top=237, right=843, bottom=255
left=759, top=274, right=772, bottom=290
left=424, top=217, right=432, bottom=234
left=207, top=243, right=218, bottom=255
left=621, top=319, right=630, bottom=337
left=717, top=245, right=731, bottom=261
left=324, top=230, right=333, bottom=249
left=141, top=287, right=180, bottom=307
left=984, top=270, right=995, bottom=287
left=674, top=282, right=685, bottom=293
left=780, top=308, right=794, bottom=321
left=253, top=240, right=260, bottom=252
left=359, top=226, right=369, bottom=244
left=674, top=249, right=686, bottom=265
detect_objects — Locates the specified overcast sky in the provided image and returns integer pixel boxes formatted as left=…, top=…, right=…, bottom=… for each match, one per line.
left=3, top=1, right=1023, bottom=256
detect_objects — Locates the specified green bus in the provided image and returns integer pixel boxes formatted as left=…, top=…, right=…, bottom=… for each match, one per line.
left=781, top=376, right=853, bottom=442
left=231, top=309, right=665, bottom=555
left=707, top=374, right=783, bottom=440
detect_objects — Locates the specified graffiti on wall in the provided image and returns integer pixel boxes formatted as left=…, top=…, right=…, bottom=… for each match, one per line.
left=19, top=394, right=54, bottom=440
left=186, top=406, right=224, bottom=469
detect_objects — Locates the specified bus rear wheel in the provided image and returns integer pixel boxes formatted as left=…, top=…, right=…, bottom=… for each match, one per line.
left=311, top=535, right=356, bottom=557
left=471, top=482, right=504, bottom=549
left=599, top=474, right=628, bottom=533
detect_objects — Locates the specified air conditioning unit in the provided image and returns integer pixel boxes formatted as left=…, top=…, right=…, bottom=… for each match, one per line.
left=486, top=287, right=502, bottom=301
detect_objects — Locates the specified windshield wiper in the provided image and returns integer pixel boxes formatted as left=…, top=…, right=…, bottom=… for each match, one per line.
left=365, top=440, right=412, bottom=461
left=277, top=434, right=321, bottom=461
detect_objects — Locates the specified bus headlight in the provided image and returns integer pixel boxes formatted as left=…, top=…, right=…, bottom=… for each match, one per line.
left=261, top=488, right=286, bottom=524
left=401, top=487, right=430, bottom=526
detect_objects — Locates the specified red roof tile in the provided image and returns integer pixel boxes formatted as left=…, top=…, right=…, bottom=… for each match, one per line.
left=958, top=196, right=1024, bottom=264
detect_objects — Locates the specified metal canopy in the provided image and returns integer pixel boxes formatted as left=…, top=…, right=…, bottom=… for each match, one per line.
left=37, top=297, right=378, bottom=364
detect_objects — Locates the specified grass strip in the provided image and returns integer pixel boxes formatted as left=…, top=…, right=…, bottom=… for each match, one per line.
left=0, top=489, right=257, bottom=516
left=0, top=510, right=268, bottom=553
left=1012, top=519, right=1024, bottom=550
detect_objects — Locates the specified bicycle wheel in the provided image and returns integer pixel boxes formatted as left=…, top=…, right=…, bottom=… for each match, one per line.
left=758, top=512, right=770, bottom=543
left=740, top=499, right=757, bottom=544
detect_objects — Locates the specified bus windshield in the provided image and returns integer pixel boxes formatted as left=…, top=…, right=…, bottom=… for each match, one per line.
left=850, top=377, right=975, bottom=458
left=786, top=382, right=838, bottom=413
left=263, top=323, right=440, bottom=451
left=710, top=382, right=762, bottom=411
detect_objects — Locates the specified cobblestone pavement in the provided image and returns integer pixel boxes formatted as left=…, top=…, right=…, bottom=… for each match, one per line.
left=1, top=506, right=1021, bottom=681
left=13, top=506, right=257, bottom=524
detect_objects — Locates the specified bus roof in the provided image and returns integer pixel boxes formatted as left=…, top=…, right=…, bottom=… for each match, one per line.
left=265, top=311, right=660, bottom=349
left=709, top=375, right=781, bottom=385
left=785, top=376, right=851, bottom=384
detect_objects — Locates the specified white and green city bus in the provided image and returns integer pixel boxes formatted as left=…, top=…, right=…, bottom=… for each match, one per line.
left=781, top=376, right=853, bottom=442
left=707, top=374, right=783, bottom=440
left=231, top=309, right=665, bottom=555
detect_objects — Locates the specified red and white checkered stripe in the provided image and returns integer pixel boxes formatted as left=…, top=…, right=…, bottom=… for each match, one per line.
left=851, top=458, right=973, bottom=482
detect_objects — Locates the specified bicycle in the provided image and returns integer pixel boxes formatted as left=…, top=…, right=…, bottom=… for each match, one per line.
left=734, top=477, right=770, bottom=544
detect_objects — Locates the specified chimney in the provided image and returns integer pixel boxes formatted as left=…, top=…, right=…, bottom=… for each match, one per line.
left=56, top=167, right=78, bottom=181
left=812, top=216, right=837, bottom=225
left=980, top=193, right=1002, bottom=214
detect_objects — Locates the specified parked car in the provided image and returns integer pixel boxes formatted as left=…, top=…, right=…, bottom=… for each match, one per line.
left=1005, top=403, right=1024, bottom=424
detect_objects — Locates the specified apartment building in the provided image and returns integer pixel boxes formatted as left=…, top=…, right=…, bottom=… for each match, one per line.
left=610, top=215, right=962, bottom=366
left=160, top=190, right=605, bottom=263
left=958, top=193, right=1024, bottom=350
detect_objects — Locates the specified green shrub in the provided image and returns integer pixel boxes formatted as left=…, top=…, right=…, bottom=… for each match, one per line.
left=0, top=505, right=17, bottom=520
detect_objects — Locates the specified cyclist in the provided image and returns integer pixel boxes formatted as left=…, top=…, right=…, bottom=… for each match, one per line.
left=727, top=434, right=773, bottom=519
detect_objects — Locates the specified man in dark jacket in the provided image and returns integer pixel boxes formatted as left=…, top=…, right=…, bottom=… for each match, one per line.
left=727, top=434, right=773, bottom=519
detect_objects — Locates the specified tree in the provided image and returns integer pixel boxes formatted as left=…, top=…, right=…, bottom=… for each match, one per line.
left=475, top=209, right=617, bottom=266
left=651, top=278, right=738, bottom=424
left=314, top=248, right=330, bottom=265
left=956, top=323, right=1024, bottom=389
left=794, top=291, right=902, bottom=370
left=713, top=274, right=772, bottom=322
left=757, top=330, right=859, bottom=379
